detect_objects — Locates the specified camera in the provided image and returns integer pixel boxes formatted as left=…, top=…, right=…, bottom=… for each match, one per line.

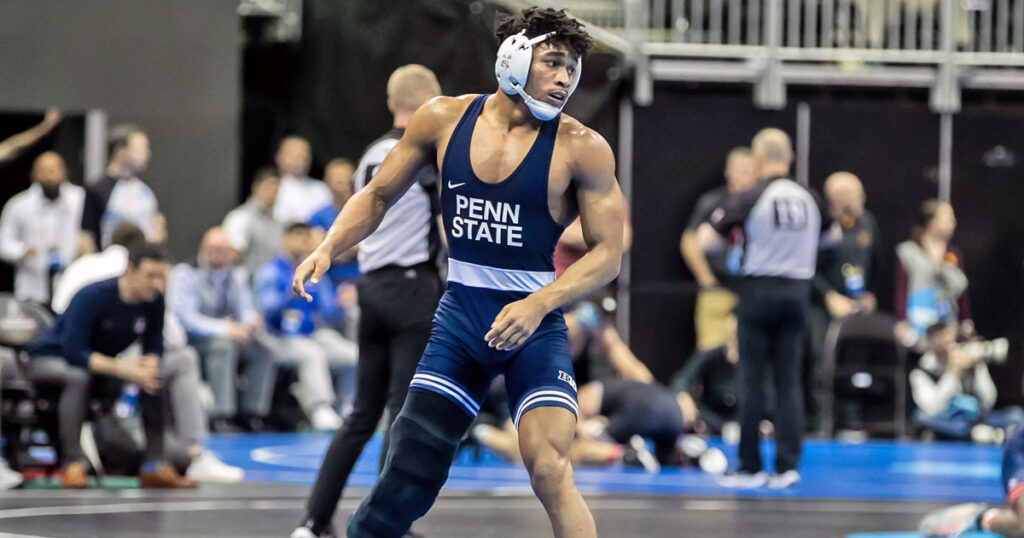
left=962, top=338, right=1010, bottom=364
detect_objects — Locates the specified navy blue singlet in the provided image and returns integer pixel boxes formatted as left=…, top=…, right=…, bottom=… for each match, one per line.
left=408, top=94, right=578, bottom=427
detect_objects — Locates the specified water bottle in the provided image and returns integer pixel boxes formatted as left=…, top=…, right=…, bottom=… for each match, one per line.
left=116, top=384, right=139, bottom=418
left=842, top=263, right=865, bottom=297
left=282, top=309, right=302, bottom=336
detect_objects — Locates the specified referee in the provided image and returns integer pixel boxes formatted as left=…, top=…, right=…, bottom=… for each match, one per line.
left=293, top=64, right=443, bottom=538
left=697, top=128, right=833, bottom=490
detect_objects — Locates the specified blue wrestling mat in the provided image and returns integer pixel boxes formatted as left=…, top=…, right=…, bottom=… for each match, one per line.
left=205, top=433, right=1005, bottom=503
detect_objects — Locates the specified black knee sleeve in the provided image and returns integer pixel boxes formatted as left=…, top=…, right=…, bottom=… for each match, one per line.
left=347, top=389, right=475, bottom=538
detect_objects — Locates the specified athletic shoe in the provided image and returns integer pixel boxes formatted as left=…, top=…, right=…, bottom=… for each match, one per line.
left=290, top=520, right=337, bottom=538
left=766, top=469, right=801, bottom=489
left=918, top=503, right=988, bottom=538
left=716, top=470, right=769, bottom=489
left=623, top=435, right=660, bottom=473
left=186, top=451, right=244, bottom=483
left=0, top=458, right=23, bottom=490
left=311, top=405, right=343, bottom=431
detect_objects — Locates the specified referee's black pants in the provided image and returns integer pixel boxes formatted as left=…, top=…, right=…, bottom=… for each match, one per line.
left=306, top=263, right=441, bottom=526
left=736, top=276, right=810, bottom=474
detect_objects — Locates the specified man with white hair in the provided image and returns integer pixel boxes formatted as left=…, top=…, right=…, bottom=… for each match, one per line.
left=698, top=128, right=832, bottom=489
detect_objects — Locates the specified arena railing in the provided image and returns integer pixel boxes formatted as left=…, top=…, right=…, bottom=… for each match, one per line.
left=494, top=0, right=1024, bottom=111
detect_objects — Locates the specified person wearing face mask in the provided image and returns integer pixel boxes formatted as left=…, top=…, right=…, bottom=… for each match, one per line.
left=0, top=151, right=85, bottom=304
left=80, top=124, right=165, bottom=252
left=167, top=227, right=278, bottom=433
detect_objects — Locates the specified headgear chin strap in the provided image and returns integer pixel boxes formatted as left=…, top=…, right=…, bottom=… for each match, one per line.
left=495, top=30, right=582, bottom=121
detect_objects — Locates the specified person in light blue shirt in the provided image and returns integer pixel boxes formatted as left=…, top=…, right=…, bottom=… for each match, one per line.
left=255, top=222, right=358, bottom=431
left=167, top=227, right=277, bottom=433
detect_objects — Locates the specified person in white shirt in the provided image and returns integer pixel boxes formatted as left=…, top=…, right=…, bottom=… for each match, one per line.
left=79, top=124, right=166, bottom=252
left=53, top=222, right=243, bottom=482
left=0, top=152, right=84, bottom=304
left=910, top=321, right=1024, bottom=441
left=272, top=136, right=332, bottom=225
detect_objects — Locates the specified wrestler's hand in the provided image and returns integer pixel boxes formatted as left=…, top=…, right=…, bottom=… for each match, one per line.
left=292, top=248, right=332, bottom=302
left=486, top=297, right=547, bottom=351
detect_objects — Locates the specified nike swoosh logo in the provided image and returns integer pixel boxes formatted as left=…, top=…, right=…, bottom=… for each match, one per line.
left=447, top=181, right=466, bottom=189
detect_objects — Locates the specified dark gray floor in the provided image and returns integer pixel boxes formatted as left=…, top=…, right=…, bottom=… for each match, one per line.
left=0, top=483, right=941, bottom=537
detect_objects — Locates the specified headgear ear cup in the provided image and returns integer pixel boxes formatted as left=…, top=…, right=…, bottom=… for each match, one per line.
left=494, top=30, right=582, bottom=121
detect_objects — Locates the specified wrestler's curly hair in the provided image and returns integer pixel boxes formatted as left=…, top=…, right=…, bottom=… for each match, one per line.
left=495, top=7, right=594, bottom=60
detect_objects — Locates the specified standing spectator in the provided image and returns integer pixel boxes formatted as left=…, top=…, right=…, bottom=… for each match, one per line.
left=309, top=158, right=360, bottom=286
left=167, top=227, right=277, bottom=433
left=23, top=242, right=196, bottom=489
left=223, top=167, right=285, bottom=277
left=804, top=171, right=879, bottom=428
left=697, top=128, right=831, bottom=489
left=256, top=223, right=357, bottom=431
left=0, top=108, right=61, bottom=166
left=0, top=152, right=84, bottom=304
left=293, top=64, right=443, bottom=538
left=895, top=200, right=973, bottom=347
left=80, top=124, right=165, bottom=251
left=680, top=147, right=757, bottom=351
left=52, top=223, right=243, bottom=482
left=272, top=136, right=332, bottom=225
left=910, top=322, right=1023, bottom=440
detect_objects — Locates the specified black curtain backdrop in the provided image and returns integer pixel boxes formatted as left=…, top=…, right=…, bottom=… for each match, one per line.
left=242, top=0, right=623, bottom=197
left=630, top=83, right=1024, bottom=406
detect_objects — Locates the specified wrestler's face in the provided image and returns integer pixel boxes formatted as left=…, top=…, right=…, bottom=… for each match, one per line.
left=525, top=42, right=579, bottom=109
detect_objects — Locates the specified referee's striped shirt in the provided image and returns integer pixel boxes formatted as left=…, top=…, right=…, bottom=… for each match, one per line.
left=709, top=175, right=829, bottom=280
left=354, top=128, right=439, bottom=273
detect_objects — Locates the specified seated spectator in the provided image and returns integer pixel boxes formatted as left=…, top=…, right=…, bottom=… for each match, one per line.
left=672, top=312, right=747, bottom=435
left=167, top=227, right=277, bottom=433
left=80, top=124, right=166, bottom=253
left=0, top=108, right=61, bottom=166
left=309, top=158, right=360, bottom=286
left=255, top=223, right=358, bottom=431
left=679, top=147, right=756, bottom=351
left=0, top=352, right=24, bottom=489
left=806, top=171, right=879, bottom=428
left=895, top=200, right=973, bottom=348
left=0, top=152, right=84, bottom=304
left=309, top=158, right=361, bottom=339
left=565, top=301, right=652, bottom=386
left=910, top=322, right=1024, bottom=441
left=272, top=136, right=331, bottom=225
left=51, top=225, right=242, bottom=482
left=23, top=242, right=196, bottom=488
left=223, top=167, right=284, bottom=277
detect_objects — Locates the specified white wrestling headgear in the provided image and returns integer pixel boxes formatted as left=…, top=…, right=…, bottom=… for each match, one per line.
left=495, top=30, right=582, bottom=121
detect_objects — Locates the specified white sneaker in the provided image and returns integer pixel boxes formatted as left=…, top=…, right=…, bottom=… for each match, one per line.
left=311, top=405, right=343, bottom=431
left=716, top=470, right=769, bottom=488
left=0, top=459, right=23, bottom=490
left=186, top=451, right=244, bottom=483
left=767, top=469, right=801, bottom=489
left=626, top=435, right=661, bottom=473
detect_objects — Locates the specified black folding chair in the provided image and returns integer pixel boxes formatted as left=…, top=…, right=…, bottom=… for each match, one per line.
left=820, top=312, right=908, bottom=439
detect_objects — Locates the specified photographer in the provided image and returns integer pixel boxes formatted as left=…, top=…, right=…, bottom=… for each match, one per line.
left=910, top=322, right=1022, bottom=441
